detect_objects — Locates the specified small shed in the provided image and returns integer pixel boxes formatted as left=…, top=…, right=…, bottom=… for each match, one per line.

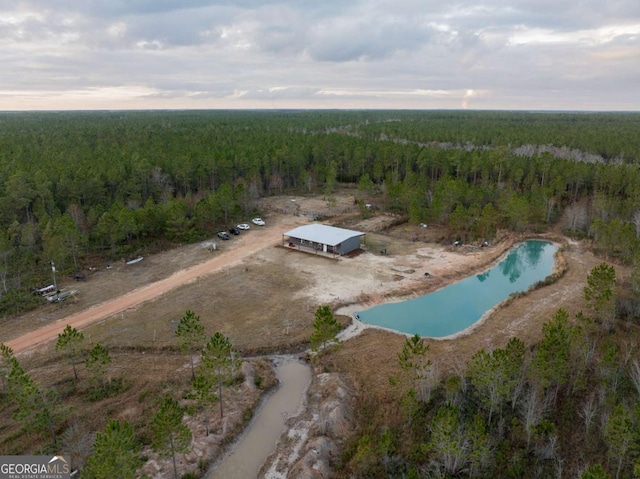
left=283, top=224, right=365, bottom=256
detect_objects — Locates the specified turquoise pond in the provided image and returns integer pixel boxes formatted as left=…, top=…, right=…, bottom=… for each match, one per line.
left=357, top=240, right=558, bottom=338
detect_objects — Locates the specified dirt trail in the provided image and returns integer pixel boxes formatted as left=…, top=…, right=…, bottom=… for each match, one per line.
left=6, top=225, right=288, bottom=355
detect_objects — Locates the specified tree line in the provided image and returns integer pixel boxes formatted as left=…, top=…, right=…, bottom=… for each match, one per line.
left=2, top=110, right=640, bottom=316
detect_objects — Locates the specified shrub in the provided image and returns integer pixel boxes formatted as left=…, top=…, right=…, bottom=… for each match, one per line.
left=0, top=289, right=41, bottom=317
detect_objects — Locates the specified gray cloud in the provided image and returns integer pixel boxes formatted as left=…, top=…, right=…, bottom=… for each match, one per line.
left=306, top=16, right=436, bottom=62
left=0, top=0, right=638, bottom=109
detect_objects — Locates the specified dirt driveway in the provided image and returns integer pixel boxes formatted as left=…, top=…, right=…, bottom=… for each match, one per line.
left=5, top=217, right=301, bottom=354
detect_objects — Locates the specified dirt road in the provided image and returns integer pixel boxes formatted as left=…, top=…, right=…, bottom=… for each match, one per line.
left=6, top=224, right=289, bottom=355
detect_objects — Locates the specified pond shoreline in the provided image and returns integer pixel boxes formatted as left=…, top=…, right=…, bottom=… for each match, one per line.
left=337, top=237, right=566, bottom=340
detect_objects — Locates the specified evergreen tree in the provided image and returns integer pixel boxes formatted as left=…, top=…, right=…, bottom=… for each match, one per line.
left=175, top=310, right=205, bottom=380
left=531, top=309, right=573, bottom=391
left=200, top=332, right=239, bottom=420
left=55, top=324, right=85, bottom=380
left=83, top=419, right=141, bottom=479
left=467, top=414, right=492, bottom=478
left=449, top=204, right=471, bottom=241
left=7, top=355, right=66, bottom=446
left=309, top=305, right=341, bottom=353
left=428, top=404, right=468, bottom=476
left=43, top=214, right=86, bottom=276
left=584, top=263, right=617, bottom=325
left=85, top=343, right=111, bottom=393
left=357, top=173, right=376, bottom=198
left=215, top=183, right=236, bottom=226
left=190, top=373, right=217, bottom=436
left=581, top=464, right=611, bottom=479
left=151, top=396, right=192, bottom=479
left=396, top=334, right=432, bottom=403
left=0, top=343, right=13, bottom=399
left=467, top=337, right=525, bottom=423
left=604, top=404, right=637, bottom=479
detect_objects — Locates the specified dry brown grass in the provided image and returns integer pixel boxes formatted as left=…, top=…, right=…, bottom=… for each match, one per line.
left=1, top=347, right=188, bottom=453
left=1, top=344, right=278, bottom=472
left=0, top=240, right=232, bottom=344
left=82, top=251, right=317, bottom=355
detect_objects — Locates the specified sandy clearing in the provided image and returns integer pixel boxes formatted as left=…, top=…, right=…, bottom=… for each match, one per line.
left=321, top=240, right=515, bottom=314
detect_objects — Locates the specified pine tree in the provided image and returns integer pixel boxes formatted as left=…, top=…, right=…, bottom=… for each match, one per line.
left=0, top=343, right=13, bottom=399
left=200, top=332, right=239, bottom=420
left=7, top=355, right=66, bottom=446
left=55, top=324, right=85, bottom=380
left=584, top=263, right=616, bottom=325
left=191, top=373, right=217, bottom=436
left=467, top=414, right=492, bottom=478
left=175, top=310, right=205, bottom=380
left=428, top=404, right=468, bottom=476
left=581, top=464, right=611, bottom=479
left=531, top=309, right=573, bottom=391
left=85, top=343, right=111, bottom=393
left=309, top=305, right=341, bottom=353
left=397, top=334, right=432, bottom=403
left=151, top=396, right=192, bottom=479
left=604, top=404, right=636, bottom=479
left=467, top=337, right=525, bottom=423
left=83, top=419, right=141, bottom=479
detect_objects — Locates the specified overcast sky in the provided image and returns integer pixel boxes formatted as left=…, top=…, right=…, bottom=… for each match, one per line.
left=1, top=0, right=639, bottom=111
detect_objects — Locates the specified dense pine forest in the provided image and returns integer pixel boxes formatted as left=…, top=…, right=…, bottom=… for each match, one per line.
left=3, top=110, right=640, bottom=478
left=1, top=110, right=639, bottom=316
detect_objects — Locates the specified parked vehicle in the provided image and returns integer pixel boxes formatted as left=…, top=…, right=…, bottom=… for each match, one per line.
left=46, top=289, right=78, bottom=303
left=237, top=223, right=250, bottom=230
left=33, top=284, right=56, bottom=296
left=126, top=256, right=144, bottom=265
left=252, top=217, right=265, bottom=226
left=217, top=231, right=231, bottom=240
left=228, top=227, right=240, bottom=235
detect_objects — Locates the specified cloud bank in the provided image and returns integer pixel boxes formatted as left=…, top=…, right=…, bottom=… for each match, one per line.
left=1, top=0, right=638, bottom=110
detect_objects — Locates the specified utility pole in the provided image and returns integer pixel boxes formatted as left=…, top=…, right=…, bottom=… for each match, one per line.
left=51, top=261, right=58, bottom=300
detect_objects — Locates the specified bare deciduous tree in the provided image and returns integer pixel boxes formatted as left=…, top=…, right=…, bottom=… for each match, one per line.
left=0, top=249, right=11, bottom=294
left=519, top=385, right=544, bottom=446
left=579, top=393, right=597, bottom=432
left=633, top=210, right=640, bottom=237
left=416, top=361, right=439, bottom=404
left=629, top=359, right=640, bottom=400
left=622, top=340, right=635, bottom=365
left=428, top=405, right=469, bottom=476
left=534, top=433, right=558, bottom=462
left=564, top=202, right=588, bottom=232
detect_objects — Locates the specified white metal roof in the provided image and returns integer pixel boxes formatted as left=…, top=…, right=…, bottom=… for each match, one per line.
left=284, top=224, right=364, bottom=246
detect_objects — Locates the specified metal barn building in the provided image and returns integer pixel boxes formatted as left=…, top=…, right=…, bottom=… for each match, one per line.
left=283, top=224, right=365, bottom=256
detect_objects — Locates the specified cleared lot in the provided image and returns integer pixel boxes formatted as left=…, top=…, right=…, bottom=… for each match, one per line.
left=1, top=191, right=607, bottom=475
left=4, top=192, right=598, bottom=360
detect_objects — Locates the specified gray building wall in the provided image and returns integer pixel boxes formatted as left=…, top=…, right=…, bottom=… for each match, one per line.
left=287, top=237, right=322, bottom=252
left=286, top=236, right=360, bottom=255
left=286, top=232, right=362, bottom=256
left=338, top=235, right=361, bottom=255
